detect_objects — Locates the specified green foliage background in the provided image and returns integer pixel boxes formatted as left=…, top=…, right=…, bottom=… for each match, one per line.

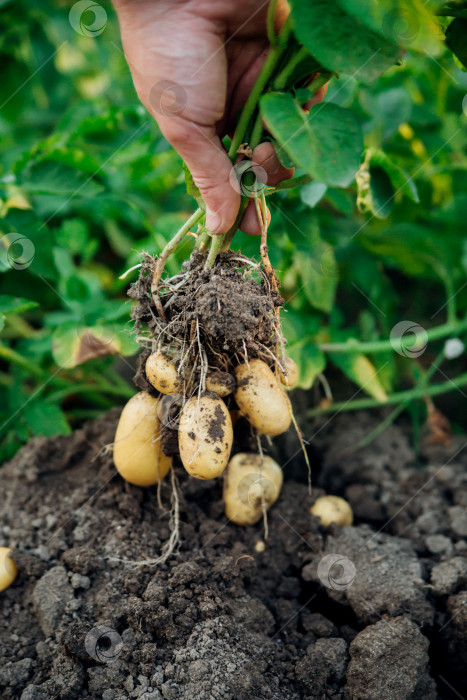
left=0, top=0, right=466, bottom=460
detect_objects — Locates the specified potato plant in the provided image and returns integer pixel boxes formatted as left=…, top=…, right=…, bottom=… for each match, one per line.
left=110, top=0, right=467, bottom=525
left=0, top=0, right=466, bottom=475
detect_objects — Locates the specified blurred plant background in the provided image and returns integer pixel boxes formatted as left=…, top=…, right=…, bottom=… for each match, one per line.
left=0, top=0, right=466, bottom=461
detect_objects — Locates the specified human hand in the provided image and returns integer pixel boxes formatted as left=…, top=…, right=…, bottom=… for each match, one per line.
left=113, top=0, right=325, bottom=235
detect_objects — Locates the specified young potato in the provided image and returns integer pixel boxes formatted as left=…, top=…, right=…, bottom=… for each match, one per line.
left=178, top=394, right=233, bottom=480
left=114, top=392, right=172, bottom=486
left=205, top=370, right=236, bottom=397
left=310, top=495, right=354, bottom=527
left=145, top=351, right=180, bottom=394
left=0, top=547, right=18, bottom=592
left=279, top=356, right=299, bottom=388
left=234, top=359, right=291, bottom=436
left=223, top=453, right=283, bottom=525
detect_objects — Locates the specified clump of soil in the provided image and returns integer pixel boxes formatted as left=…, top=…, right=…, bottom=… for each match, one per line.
left=1, top=409, right=466, bottom=699
left=129, top=251, right=282, bottom=361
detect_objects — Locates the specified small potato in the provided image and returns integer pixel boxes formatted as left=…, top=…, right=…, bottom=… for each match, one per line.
left=223, top=452, right=283, bottom=525
left=178, top=394, right=233, bottom=480
left=0, top=547, right=17, bottom=592
left=234, top=359, right=291, bottom=436
left=310, top=495, right=354, bottom=527
left=279, top=356, right=299, bottom=388
left=114, top=392, right=172, bottom=486
left=145, top=351, right=180, bottom=394
left=205, top=371, right=236, bottom=397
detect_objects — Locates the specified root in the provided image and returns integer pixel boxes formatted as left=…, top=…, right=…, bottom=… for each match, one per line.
left=256, top=433, right=270, bottom=540
left=109, top=467, right=181, bottom=567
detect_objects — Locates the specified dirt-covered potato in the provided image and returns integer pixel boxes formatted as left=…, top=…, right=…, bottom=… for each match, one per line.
left=310, top=495, right=354, bottom=527
left=113, top=392, right=172, bottom=486
left=0, top=547, right=17, bottom=592
left=223, top=452, right=283, bottom=525
left=178, top=394, right=233, bottom=480
left=234, top=359, right=291, bottom=436
left=205, top=371, right=236, bottom=397
left=279, top=356, right=299, bottom=388
left=145, top=351, right=180, bottom=394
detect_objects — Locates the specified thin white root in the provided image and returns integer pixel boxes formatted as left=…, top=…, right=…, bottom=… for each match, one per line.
left=256, top=433, right=269, bottom=540
left=108, top=467, right=181, bottom=567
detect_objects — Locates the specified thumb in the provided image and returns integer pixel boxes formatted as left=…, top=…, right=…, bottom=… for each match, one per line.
left=158, top=115, right=240, bottom=235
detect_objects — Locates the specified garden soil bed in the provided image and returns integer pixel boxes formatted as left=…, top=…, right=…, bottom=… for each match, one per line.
left=1, top=407, right=466, bottom=699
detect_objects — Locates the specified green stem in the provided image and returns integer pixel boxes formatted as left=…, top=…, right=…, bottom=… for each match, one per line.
left=307, top=371, right=467, bottom=417
left=318, top=317, right=467, bottom=355
left=0, top=343, right=49, bottom=380
left=266, top=0, right=280, bottom=44
left=274, top=46, right=312, bottom=90
left=350, top=348, right=446, bottom=451
left=228, top=20, right=291, bottom=160
left=266, top=173, right=313, bottom=193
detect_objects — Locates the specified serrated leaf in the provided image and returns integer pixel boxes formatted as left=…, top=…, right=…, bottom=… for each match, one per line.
left=287, top=340, right=326, bottom=389
left=23, top=401, right=71, bottom=438
left=288, top=0, right=398, bottom=83
left=261, top=94, right=363, bottom=188
left=329, top=353, right=388, bottom=401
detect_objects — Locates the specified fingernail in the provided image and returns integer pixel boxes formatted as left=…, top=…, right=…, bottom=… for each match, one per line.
left=206, top=210, right=222, bottom=234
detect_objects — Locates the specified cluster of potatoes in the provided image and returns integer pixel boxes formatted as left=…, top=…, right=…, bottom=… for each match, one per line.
left=113, top=352, right=298, bottom=524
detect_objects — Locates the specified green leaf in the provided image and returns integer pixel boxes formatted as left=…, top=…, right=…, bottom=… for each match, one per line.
left=261, top=94, right=363, bottom=188
left=23, top=401, right=71, bottom=438
left=359, top=222, right=463, bottom=282
left=300, top=181, right=328, bottom=208
left=52, top=321, right=138, bottom=369
left=288, top=0, right=398, bottom=83
left=356, top=148, right=418, bottom=218
left=287, top=340, right=326, bottom=389
left=445, top=18, right=467, bottom=69
left=329, top=352, right=388, bottom=401
left=0, top=295, right=38, bottom=315
left=294, top=244, right=338, bottom=313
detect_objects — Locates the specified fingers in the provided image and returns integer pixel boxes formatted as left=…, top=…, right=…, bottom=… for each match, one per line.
left=238, top=142, right=293, bottom=236
left=160, top=116, right=240, bottom=234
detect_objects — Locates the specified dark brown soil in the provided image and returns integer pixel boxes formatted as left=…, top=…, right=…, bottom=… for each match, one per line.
left=1, top=409, right=466, bottom=699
